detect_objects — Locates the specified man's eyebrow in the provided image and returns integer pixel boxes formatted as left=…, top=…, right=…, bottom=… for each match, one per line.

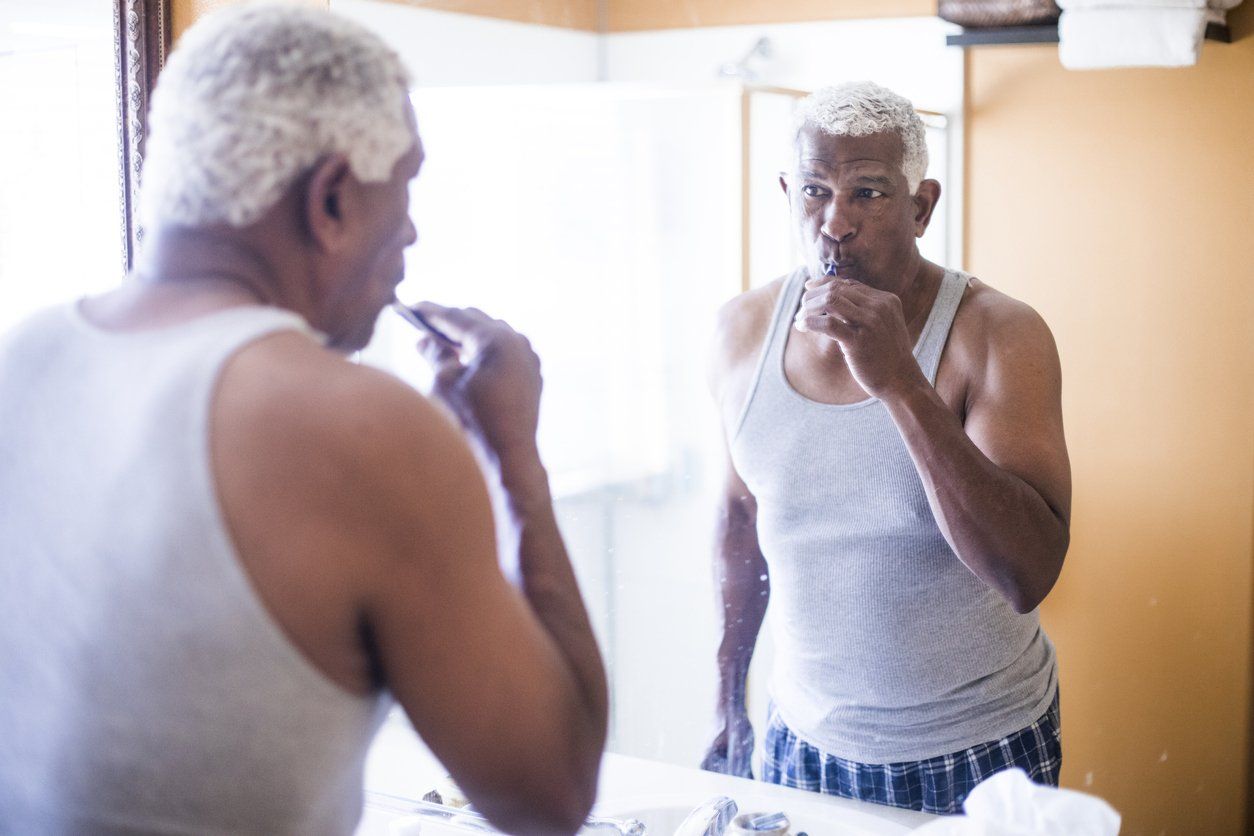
left=851, top=174, right=896, bottom=190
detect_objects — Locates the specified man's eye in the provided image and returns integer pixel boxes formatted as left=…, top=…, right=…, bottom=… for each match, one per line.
left=855, top=188, right=884, bottom=199
left=802, top=185, right=827, bottom=197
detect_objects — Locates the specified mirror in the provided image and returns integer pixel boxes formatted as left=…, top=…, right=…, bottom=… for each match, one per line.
left=329, top=0, right=963, bottom=769
left=5, top=2, right=1246, bottom=832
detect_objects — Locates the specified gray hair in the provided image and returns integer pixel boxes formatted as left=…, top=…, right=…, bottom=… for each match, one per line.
left=139, top=3, right=413, bottom=229
left=793, top=81, right=928, bottom=192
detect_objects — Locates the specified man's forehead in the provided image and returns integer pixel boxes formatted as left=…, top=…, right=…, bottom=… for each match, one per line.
left=795, top=126, right=904, bottom=174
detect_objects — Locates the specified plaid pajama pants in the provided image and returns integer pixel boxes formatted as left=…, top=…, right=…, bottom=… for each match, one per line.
left=761, top=688, right=1062, bottom=815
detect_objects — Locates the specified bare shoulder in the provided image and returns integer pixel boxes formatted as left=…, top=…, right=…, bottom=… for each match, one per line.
left=219, top=333, right=467, bottom=469
left=945, top=276, right=1061, bottom=405
left=708, top=275, right=789, bottom=396
left=213, top=332, right=487, bottom=561
left=210, top=332, right=493, bottom=693
left=949, top=276, right=1059, bottom=365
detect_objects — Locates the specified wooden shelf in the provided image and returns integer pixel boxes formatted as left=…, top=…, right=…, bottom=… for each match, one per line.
left=946, top=21, right=1231, bottom=47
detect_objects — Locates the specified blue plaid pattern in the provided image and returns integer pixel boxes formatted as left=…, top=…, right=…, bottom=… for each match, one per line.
left=762, top=689, right=1061, bottom=815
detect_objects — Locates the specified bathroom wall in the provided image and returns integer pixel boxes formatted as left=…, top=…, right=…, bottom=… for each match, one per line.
left=172, top=0, right=327, bottom=39
left=328, top=0, right=598, bottom=83
left=361, top=0, right=596, bottom=30
left=168, top=0, right=1254, bottom=832
left=964, top=11, right=1254, bottom=834
left=604, top=0, right=933, bottom=31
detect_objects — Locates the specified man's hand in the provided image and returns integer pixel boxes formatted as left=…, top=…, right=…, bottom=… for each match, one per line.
left=412, top=303, right=542, bottom=464
left=793, top=274, right=926, bottom=400
left=700, top=704, right=755, bottom=779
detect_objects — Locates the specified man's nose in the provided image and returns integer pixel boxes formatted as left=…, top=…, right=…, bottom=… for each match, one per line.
left=820, top=199, right=856, bottom=243
left=403, top=216, right=418, bottom=248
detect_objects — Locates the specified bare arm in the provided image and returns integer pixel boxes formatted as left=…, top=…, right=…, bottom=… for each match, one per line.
left=880, top=307, right=1070, bottom=613
left=797, top=277, right=1070, bottom=613
left=383, top=305, right=607, bottom=834
left=700, top=285, right=778, bottom=776
left=214, top=313, right=605, bottom=834
left=700, top=454, right=768, bottom=777
left=363, top=413, right=606, bottom=834
left=285, top=312, right=600, bottom=835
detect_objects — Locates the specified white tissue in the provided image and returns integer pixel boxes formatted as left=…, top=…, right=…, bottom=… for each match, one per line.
left=907, top=768, right=1121, bottom=836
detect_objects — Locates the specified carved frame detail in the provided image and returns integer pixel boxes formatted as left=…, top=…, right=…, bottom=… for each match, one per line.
left=113, top=0, right=172, bottom=274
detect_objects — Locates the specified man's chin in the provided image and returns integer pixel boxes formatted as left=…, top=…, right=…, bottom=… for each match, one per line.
left=327, top=325, right=375, bottom=356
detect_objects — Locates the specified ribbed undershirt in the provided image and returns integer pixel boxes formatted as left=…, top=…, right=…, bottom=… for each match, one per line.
left=0, top=302, right=388, bottom=834
left=731, top=268, right=1057, bottom=763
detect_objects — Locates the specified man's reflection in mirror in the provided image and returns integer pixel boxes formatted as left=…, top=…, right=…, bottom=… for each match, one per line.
left=703, top=81, right=1070, bottom=816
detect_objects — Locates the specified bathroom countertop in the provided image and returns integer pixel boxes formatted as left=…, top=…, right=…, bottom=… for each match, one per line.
left=357, top=710, right=938, bottom=835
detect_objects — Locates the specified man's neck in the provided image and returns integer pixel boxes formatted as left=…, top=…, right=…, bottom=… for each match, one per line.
left=83, top=224, right=310, bottom=332
left=134, top=225, right=283, bottom=306
left=894, top=256, right=945, bottom=331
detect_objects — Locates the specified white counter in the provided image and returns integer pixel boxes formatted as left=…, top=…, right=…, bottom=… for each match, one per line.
left=357, top=711, right=938, bottom=835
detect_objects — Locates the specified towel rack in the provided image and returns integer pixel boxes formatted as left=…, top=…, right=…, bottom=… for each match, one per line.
left=945, top=21, right=1231, bottom=46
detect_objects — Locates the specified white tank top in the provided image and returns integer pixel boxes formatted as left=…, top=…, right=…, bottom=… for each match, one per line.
left=731, top=268, right=1057, bottom=763
left=0, top=301, right=389, bottom=834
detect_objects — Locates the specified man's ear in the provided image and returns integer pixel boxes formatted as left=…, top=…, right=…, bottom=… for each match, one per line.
left=912, top=179, right=942, bottom=238
left=779, top=173, right=790, bottom=197
left=305, top=153, right=353, bottom=252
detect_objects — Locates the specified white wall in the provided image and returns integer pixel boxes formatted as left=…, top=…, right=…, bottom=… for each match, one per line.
left=604, top=17, right=962, bottom=112
left=331, top=0, right=599, bottom=85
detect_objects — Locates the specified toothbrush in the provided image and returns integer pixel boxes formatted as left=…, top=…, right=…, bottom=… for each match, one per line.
left=390, top=299, right=459, bottom=347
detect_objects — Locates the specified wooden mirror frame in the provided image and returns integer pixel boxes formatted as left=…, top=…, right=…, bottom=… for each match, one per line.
left=113, top=0, right=172, bottom=273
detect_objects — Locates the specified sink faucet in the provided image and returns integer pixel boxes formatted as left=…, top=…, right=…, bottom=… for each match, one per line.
left=581, top=813, right=647, bottom=835
left=394, top=798, right=646, bottom=835
left=674, top=796, right=739, bottom=836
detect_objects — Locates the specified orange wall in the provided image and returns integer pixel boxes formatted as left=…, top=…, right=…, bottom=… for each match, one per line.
left=965, top=9, right=1254, bottom=835
left=172, top=0, right=328, bottom=41
left=351, top=0, right=930, bottom=32
left=365, top=1, right=597, bottom=31
left=177, top=0, right=932, bottom=36
left=605, top=0, right=933, bottom=32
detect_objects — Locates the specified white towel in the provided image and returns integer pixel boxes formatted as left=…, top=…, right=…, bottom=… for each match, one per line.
left=1059, top=7, right=1208, bottom=69
left=1057, top=0, right=1238, bottom=8
left=1058, top=0, right=1202, bottom=8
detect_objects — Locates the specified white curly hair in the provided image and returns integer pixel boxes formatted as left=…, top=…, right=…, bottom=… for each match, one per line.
left=139, top=2, right=414, bottom=229
left=793, top=82, right=928, bottom=192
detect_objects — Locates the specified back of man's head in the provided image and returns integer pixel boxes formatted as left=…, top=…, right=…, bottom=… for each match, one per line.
left=793, top=81, right=928, bottom=192
left=139, top=3, right=412, bottom=230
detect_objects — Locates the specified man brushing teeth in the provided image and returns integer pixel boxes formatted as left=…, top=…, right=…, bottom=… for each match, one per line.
left=703, top=81, right=1071, bottom=816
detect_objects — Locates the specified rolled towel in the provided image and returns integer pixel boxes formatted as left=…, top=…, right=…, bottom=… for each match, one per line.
left=1058, top=0, right=1239, bottom=9
left=1058, top=0, right=1204, bottom=9
left=1059, top=7, right=1207, bottom=69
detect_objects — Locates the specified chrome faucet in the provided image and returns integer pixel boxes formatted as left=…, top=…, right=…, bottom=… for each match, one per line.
left=380, top=796, right=646, bottom=835
left=674, top=796, right=739, bottom=836
left=581, top=813, right=648, bottom=835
